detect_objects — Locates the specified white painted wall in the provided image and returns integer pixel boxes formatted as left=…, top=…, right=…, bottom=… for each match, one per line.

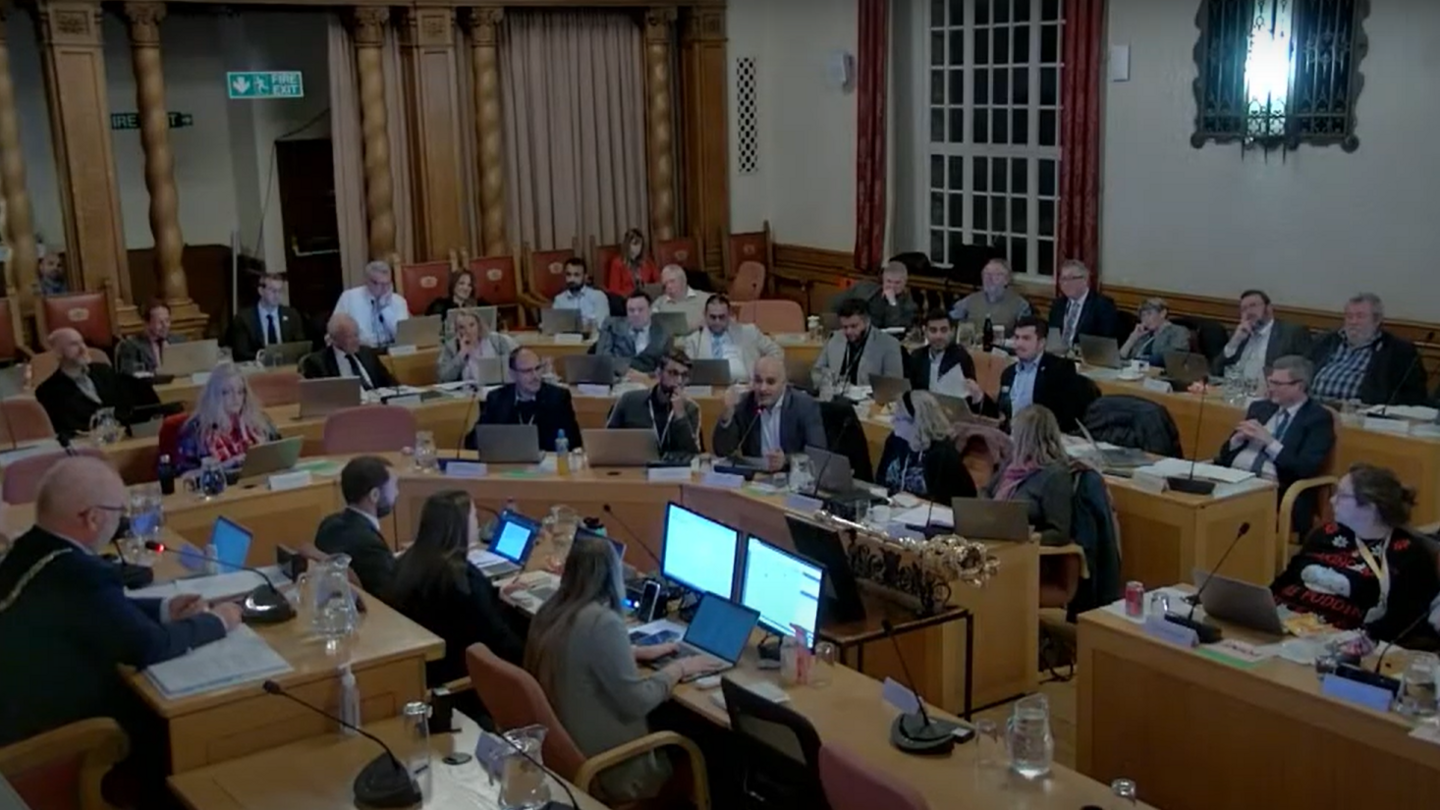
left=1103, top=0, right=1440, bottom=320
left=728, top=0, right=858, bottom=252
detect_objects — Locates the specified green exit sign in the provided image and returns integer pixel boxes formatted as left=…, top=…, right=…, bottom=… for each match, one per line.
left=227, top=71, right=304, bottom=99
left=110, top=112, right=193, bottom=130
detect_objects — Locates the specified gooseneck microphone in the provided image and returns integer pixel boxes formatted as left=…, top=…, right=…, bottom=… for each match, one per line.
left=262, top=680, right=422, bottom=808
left=143, top=540, right=294, bottom=624
left=1165, top=521, right=1251, bottom=643
left=1167, top=376, right=1216, bottom=496
left=880, top=619, right=958, bottom=755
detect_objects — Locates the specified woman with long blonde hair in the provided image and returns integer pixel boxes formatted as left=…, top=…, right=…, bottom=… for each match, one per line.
left=986, top=404, right=1073, bottom=546
left=437, top=309, right=517, bottom=383
left=875, top=390, right=975, bottom=502
left=172, top=362, right=279, bottom=473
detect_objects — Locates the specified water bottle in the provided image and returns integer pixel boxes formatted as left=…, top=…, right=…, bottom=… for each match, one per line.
left=1005, top=693, right=1054, bottom=779
left=554, top=430, right=570, bottom=475
left=158, top=454, right=175, bottom=496
left=982, top=314, right=995, bottom=351
left=338, top=664, right=360, bottom=737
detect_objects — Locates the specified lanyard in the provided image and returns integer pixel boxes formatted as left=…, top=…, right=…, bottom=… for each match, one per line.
left=514, top=394, right=537, bottom=425
left=1353, top=533, right=1392, bottom=601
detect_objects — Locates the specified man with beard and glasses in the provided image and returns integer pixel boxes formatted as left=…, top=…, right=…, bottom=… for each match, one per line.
left=314, top=455, right=400, bottom=596
left=551, top=256, right=610, bottom=332
left=604, top=349, right=703, bottom=455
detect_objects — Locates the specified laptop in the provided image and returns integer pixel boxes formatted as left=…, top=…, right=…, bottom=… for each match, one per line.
left=447, top=306, right=498, bottom=334
left=210, top=516, right=254, bottom=572
left=582, top=429, right=660, bottom=467
left=394, top=315, right=442, bottom=348
left=786, top=515, right=867, bottom=624
left=158, top=340, right=221, bottom=377
left=869, top=374, right=912, bottom=406
left=472, top=424, right=543, bottom=464
left=641, top=283, right=666, bottom=301
left=648, top=593, right=761, bottom=679
left=1074, top=422, right=1152, bottom=472
left=784, top=355, right=815, bottom=389
left=256, top=341, right=313, bottom=369
left=297, top=377, right=363, bottom=420
left=562, top=355, right=618, bottom=385
left=688, top=359, right=733, bottom=387
left=470, top=511, right=541, bottom=580
left=1191, top=568, right=1286, bottom=635
left=539, top=308, right=584, bottom=335
left=1161, top=351, right=1211, bottom=389
left=238, top=436, right=304, bottom=479
left=653, top=312, right=691, bottom=338
left=469, top=358, right=508, bottom=386
left=806, top=445, right=885, bottom=504
left=1078, top=335, right=1123, bottom=369
left=950, top=497, right=1031, bottom=542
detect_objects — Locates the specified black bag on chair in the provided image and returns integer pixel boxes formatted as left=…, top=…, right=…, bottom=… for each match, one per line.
left=820, top=400, right=873, bottom=483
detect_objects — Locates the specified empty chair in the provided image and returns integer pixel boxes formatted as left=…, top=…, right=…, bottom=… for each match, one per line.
left=321, top=405, right=417, bottom=454
left=0, top=717, right=130, bottom=810
left=747, top=300, right=805, bottom=334
left=2, top=448, right=105, bottom=505
left=246, top=370, right=302, bottom=407
left=818, top=743, right=929, bottom=810
left=0, top=397, right=56, bottom=445
left=719, top=677, right=828, bottom=810
left=396, top=255, right=457, bottom=316
left=729, top=261, right=767, bottom=303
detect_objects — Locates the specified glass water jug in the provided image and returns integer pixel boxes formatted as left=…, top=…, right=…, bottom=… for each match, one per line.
left=297, top=553, right=359, bottom=643
left=89, top=407, right=122, bottom=445
left=1005, top=693, right=1054, bottom=779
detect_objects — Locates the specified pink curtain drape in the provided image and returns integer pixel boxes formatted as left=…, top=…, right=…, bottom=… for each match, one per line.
left=1057, top=0, right=1104, bottom=287
left=853, top=0, right=888, bottom=274
left=499, top=10, right=648, bottom=255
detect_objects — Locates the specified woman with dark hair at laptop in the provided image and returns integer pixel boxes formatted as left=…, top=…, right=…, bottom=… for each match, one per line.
left=389, top=490, right=526, bottom=723
left=526, top=534, right=718, bottom=802
left=876, top=390, right=975, bottom=503
left=425, top=269, right=488, bottom=319
left=172, top=361, right=280, bottom=474
left=985, top=404, right=1073, bottom=547
left=1271, top=464, right=1440, bottom=644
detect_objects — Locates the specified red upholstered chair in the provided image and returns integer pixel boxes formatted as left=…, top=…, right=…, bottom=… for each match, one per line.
left=29, top=348, right=109, bottom=388
left=464, top=643, right=711, bottom=808
left=655, top=236, right=702, bottom=274
left=321, top=405, right=417, bottom=454
left=155, top=412, right=190, bottom=468
left=467, top=253, right=523, bottom=328
left=246, top=370, right=302, bottom=407
left=591, top=238, right=622, bottom=286
left=0, top=717, right=130, bottom=810
left=0, top=296, right=27, bottom=365
left=0, top=397, right=56, bottom=445
left=729, top=261, right=767, bottom=303
left=747, top=300, right=805, bottom=333
left=818, top=743, right=930, bottom=810
left=396, top=254, right=457, bottom=316
left=522, top=244, right=578, bottom=311
left=2, top=447, right=106, bottom=505
left=724, top=222, right=773, bottom=283
left=35, top=287, right=115, bottom=353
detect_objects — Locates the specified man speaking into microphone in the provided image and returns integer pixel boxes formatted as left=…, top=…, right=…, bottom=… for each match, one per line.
left=712, top=355, right=827, bottom=471
left=605, top=349, right=704, bottom=456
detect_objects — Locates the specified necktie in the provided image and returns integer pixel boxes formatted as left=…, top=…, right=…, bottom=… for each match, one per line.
left=713, top=333, right=724, bottom=357
left=372, top=299, right=388, bottom=343
left=346, top=353, right=373, bottom=390
left=1251, top=410, right=1291, bottom=473
left=266, top=313, right=279, bottom=345
left=1063, top=301, right=1081, bottom=343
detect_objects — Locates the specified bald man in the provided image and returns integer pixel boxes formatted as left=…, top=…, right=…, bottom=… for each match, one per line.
left=35, top=327, right=129, bottom=438
left=652, top=264, right=706, bottom=333
left=299, top=312, right=398, bottom=390
left=0, top=457, right=240, bottom=752
left=712, top=355, right=827, bottom=469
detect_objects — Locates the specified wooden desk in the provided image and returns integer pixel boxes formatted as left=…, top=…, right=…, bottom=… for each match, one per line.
left=1077, top=607, right=1440, bottom=809
left=168, top=714, right=610, bottom=809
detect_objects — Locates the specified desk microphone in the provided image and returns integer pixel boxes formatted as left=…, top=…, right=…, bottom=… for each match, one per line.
left=880, top=619, right=958, bottom=755
left=1167, top=374, right=1216, bottom=496
left=261, top=680, right=422, bottom=808
left=1372, top=608, right=1437, bottom=674
left=143, top=540, right=295, bottom=624
left=1164, top=521, right=1250, bottom=643
left=452, top=375, right=485, bottom=461
left=1373, top=329, right=1434, bottom=417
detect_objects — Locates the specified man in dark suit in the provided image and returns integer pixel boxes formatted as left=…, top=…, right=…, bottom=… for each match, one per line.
left=0, top=456, right=239, bottom=756
left=989, top=316, right=1086, bottom=431
left=713, top=355, right=827, bottom=470
left=227, top=274, right=307, bottom=362
left=1047, top=259, right=1119, bottom=346
left=907, top=308, right=981, bottom=397
left=314, top=455, right=398, bottom=597
left=469, top=348, right=583, bottom=452
left=300, top=312, right=398, bottom=389
left=35, top=327, right=131, bottom=438
left=1214, top=355, right=1335, bottom=533
left=594, top=291, right=673, bottom=377
left=115, top=299, right=184, bottom=377
left=1212, top=289, right=1312, bottom=383
left=1307, top=293, right=1426, bottom=406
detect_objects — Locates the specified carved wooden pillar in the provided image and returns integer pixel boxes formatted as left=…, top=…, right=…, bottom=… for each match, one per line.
left=351, top=7, right=395, bottom=261
left=0, top=6, right=38, bottom=304
left=466, top=7, right=506, bottom=257
left=680, top=2, right=729, bottom=276
left=35, top=0, right=134, bottom=319
left=398, top=6, right=466, bottom=262
left=643, top=7, right=677, bottom=243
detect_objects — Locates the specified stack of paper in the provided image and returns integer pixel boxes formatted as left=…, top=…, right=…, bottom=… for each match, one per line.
left=1135, top=458, right=1255, bottom=484
left=144, top=625, right=292, bottom=699
left=127, top=567, right=289, bottom=603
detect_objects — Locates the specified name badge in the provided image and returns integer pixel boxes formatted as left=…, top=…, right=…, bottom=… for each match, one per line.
left=268, top=470, right=313, bottom=491
left=646, top=466, right=693, bottom=482
left=1143, top=614, right=1199, bottom=648
left=783, top=493, right=824, bottom=513
left=444, top=461, right=489, bottom=478
left=553, top=333, right=585, bottom=344
left=702, top=471, right=744, bottom=489
left=1142, top=378, right=1172, bottom=393
left=388, top=344, right=418, bottom=357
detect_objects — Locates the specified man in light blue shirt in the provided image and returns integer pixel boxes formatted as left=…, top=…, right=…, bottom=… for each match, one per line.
left=988, top=315, right=1086, bottom=430
left=551, top=257, right=611, bottom=330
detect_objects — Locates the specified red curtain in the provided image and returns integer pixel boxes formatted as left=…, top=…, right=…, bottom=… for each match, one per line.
left=854, top=0, right=888, bottom=273
left=1057, top=0, right=1105, bottom=287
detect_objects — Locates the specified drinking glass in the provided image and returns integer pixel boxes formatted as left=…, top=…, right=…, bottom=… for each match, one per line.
left=973, top=718, right=1003, bottom=773
left=810, top=642, right=837, bottom=688
left=400, top=701, right=433, bottom=794
left=1400, top=652, right=1439, bottom=717
left=787, top=453, right=814, bottom=493
left=412, top=430, right=438, bottom=473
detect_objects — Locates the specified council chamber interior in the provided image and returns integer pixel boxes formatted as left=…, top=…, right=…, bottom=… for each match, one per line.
left=0, top=0, right=1437, bottom=809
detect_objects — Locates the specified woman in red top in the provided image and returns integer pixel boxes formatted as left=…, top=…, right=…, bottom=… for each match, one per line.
left=173, top=362, right=280, bottom=474
left=604, top=228, right=659, bottom=297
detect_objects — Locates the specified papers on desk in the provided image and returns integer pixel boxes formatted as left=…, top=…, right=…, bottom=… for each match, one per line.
left=144, top=625, right=292, bottom=699
left=127, top=567, right=289, bottom=603
left=1365, top=404, right=1439, bottom=422
left=1134, top=457, right=1256, bottom=484
left=893, top=504, right=953, bottom=529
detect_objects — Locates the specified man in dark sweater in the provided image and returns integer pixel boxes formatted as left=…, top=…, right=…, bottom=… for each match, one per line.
left=314, top=455, right=398, bottom=597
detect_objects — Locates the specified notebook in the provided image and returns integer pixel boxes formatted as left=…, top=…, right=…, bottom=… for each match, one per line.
left=144, top=625, right=292, bottom=698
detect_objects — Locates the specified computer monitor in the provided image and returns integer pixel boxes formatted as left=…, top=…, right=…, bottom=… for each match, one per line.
left=491, top=511, right=540, bottom=564
left=210, top=516, right=253, bottom=572
left=740, top=535, right=825, bottom=648
left=660, top=502, right=740, bottom=599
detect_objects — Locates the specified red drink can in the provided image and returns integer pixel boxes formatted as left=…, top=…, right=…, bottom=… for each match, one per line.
left=1124, top=581, right=1145, bottom=617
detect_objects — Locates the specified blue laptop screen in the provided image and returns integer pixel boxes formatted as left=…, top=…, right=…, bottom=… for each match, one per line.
left=209, top=517, right=253, bottom=572
left=683, top=594, right=759, bottom=663
left=491, top=515, right=537, bottom=563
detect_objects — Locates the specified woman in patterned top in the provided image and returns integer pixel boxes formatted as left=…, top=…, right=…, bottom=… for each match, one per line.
left=172, top=362, right=280, bottom=474
left=875, top=390, right=974, bottom=503
left=1271, top=463, right=1440, bottom=643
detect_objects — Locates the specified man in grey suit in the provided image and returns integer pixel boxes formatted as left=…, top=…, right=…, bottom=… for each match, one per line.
left=812, top=298, right=905, bottom=389
left=714, top=355, right=827, bottom=471
left=605, top=349, right=703, bottom=455
left=1212, top=289, right=1312, bottom=386
left=682, top=293, right=783, bottom=382
left=594, top=291, right=673, bottom=378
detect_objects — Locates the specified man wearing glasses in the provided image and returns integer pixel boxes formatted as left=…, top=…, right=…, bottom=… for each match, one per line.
left=605, top=349, right=702, bottom=456
left=471, top=348, right=582, bottom=453
left=1047, top=259, right=1119, bottom=348
left=1213, top=355, right=1335, bottom=534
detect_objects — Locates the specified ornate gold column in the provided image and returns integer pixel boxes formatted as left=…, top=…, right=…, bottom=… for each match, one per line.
left=466, top=6, right=506, bottom=257
left=351, top=7, right=395, bottom=261
left=398, top=6, right=466, bottom=262
left=0, top=6, right=38, bottom=304
left=36, top=0, right=135, bottom=324
left=680, top=3, right=729, bottom=276
left=643, top=7, right=677, bottom=242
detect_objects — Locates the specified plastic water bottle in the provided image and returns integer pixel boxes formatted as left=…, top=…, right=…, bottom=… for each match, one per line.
left=158, top=454, right=176, bottom=496
left=338, top=664, right=360, bottom=737
left=555, top=430, right=570, bottom=475
left=982, top=315, right=995, bottom=351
